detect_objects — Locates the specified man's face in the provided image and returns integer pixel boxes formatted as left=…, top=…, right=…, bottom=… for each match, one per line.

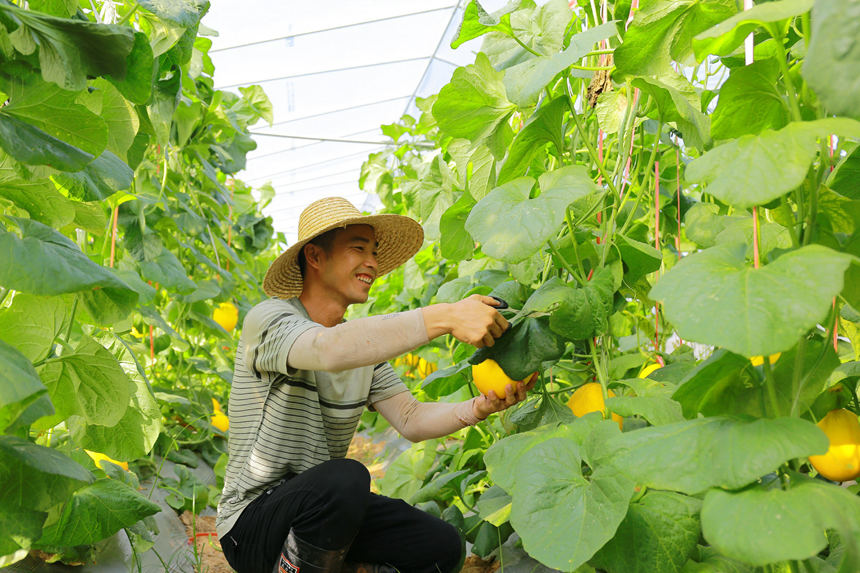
left=315, top=224, right=378, bottom=305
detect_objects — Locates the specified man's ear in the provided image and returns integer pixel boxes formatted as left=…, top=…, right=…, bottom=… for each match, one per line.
left=303, top=242, right=324, bottom=270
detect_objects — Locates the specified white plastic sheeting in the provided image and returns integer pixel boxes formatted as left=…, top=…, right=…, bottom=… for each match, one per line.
left=203, top=1, right=502, bottom=244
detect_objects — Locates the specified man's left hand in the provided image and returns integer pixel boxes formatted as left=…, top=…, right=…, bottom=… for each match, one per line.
left=472, top=373, right=539, bottom=420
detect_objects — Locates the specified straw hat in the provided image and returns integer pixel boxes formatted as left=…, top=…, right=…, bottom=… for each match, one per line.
left=263, top=197, right=424, bottom=299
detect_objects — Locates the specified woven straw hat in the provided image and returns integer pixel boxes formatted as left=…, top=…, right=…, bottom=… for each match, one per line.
left=263, top=197, right=424, bottom=299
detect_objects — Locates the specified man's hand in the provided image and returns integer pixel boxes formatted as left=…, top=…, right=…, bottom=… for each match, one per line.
left=422, top=294, right=509, bottom=348
left=472, top=372, right=539, bottom=419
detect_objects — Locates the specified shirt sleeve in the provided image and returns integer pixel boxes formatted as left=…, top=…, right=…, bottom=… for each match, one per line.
left=367, top=361, right=409, bottom=409
left=242, top=303, right=320, bottom=377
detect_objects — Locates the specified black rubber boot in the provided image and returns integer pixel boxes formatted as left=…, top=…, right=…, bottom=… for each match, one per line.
left=340, top=564, right=397, bottom=573
left=273, top=529, right=349, bottom=573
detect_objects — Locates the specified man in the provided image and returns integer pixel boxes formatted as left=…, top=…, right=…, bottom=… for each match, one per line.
left=216, top=197, right=536, bottom=573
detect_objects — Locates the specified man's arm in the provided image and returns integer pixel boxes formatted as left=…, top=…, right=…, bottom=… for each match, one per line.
left=287, top=295, right=507, bottom=373
left=372, top=376, right=537, bottom=442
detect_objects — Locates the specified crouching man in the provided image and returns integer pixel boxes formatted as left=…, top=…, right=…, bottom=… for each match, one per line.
left=217, top=197, right=535, bottom=573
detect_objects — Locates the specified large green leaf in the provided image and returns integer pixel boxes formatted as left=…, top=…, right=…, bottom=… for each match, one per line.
left=0, top=113, right=94, bottom=171
left=469, top=315, right=567, bottom=380
left=592, top=491, right=702, bottom=573
left=671, top=350, right=758, bottom=418
left=615, top=0, right=737, bottom=77
left=650, top=243, right=853, bottom=357
left=55, top=150, right=134, bottom=201
left=106, top=31, right=154, bottom=105
left=692, top=0, right=815, bottom=60
left=802, top=0, right=860, bottom=119
left=710, top=59, right=788, bottom=140
left=466, top=165, right=599, bottom=262
left=0, top=76, right=107, bottom=157
left=617, top=234, right=663, bottom=280
left=498, top=96, right=567, bottom=184
left=531, top=270, right=615, bottom=341
left=0, top=339, right=50, bottom=433
left=439, top=192, right=476, bottom=261
left=0, top=293, right=69, bottom=362
left=138, top=0, right=208, bottom=26
left=610, top=416, right=828, bottom=494
left=0, top=217, right=138, bottom=302
left=37, top=478, right=160, bottom=547
left=432, top=52, right=516, bottom=145
left=701, top=476, right=860, bottom=567
left=95, top=79, right=140, bottom=161
left=685, top=118, right=860, bottom=209
left=2, top=2, right=135, bottom=91
left=606, top=395, right=685, bottom=426
left=38, top=335, right=133, bottom=427
left=447, top=139, right=496, bottom=201
left=0, top=502, right=45, bottom=557
left=69, top=334, right=162, bottom=460
left=485, top=417, right=634, bottom=571
left=0, top=435, right=93, bottom=511
left=0, top=178, right=76, bottom=229
left=503, top=22, right=616, bottom=107
left=450, top=0, right=517, bottom=48
left=138, top=248, right=197, bottom=294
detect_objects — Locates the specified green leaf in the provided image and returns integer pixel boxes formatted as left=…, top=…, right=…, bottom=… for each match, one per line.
left=615, top=0, right=737, bottom=77
left=498, top=96, right=567, bottom=184
left=38, top=335, right=133, bottom=427
left=671, top=350, right=757, bottom=418
left=0, top=75, right=107, bottom=157
left=447, top=139, right=496, bottom=201
left=450, top=0, right=516, bottom=48
left=138, top=248, right=197, bottom=295
left=0, top=113, right=94, bottom=171
left=0, top=502, right=45, bottom=556
left=802, top=0, right=860, bottom=119
left=610, top=416, right=828, bottom=494
left=617, top=234, right=663, bottom=281
left=484, top=417, right=635, bottom=571
left=96, top=80, right=140, bottom=161
left=592, top=491, right=702, bottom=573
left=509, top=393, right=576, bottom=432
left=70, top=334, right=162, bottom=460
left=138, top=0, right=208, bottom=27
left=107, top=32, right=154, bottom=105
left=377, top=440, right=442, bottom=501
left=0, top=293, right=69, bottom=362
left=238, top=85, right=274, bottom=126
left=0, top=339, right=50, bottom=433
left=3, top=3, right=135, bottom=91
left=56, top=150, right=134, bottom=201
left=466, top=165, right=599, bottom=262
left=650, top=243, right=853, bottom=356
left=701, top=476, right=860, bottom=567
left=439, top=192, right=476, bottom=261
left=0, top=217, right=138, bottom=302
left=632, top=73, right=710, bottom=150
left=469, top=316, right=567, bottom=380
left=692, top=0, right=816, bottom=60
left=519, top=273, right=615, bottom=341
left=606, top=395, right=685, bottom=426
left=710, top=59, right=789, bottom=140
left=503, top=22, right=617, bottom=107
left=432, top=52, right=516, bottom=144
left=0, top=435, right=93, bottom=511
left=0, top=178, right=76, bottom=228
left=37, top=478, right=160, bottom=547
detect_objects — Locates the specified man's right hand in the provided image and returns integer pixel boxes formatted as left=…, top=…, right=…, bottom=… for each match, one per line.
left=422, top=295, right=509, bottom=348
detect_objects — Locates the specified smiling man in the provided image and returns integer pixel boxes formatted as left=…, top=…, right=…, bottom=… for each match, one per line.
left=216, top=197, right=535, bottom=573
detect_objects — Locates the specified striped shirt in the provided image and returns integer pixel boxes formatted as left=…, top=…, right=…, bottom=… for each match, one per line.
left=215, top=297, right=408, bottom=538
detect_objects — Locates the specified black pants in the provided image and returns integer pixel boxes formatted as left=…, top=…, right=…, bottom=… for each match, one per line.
left=220, top=459, right=463, bottom=573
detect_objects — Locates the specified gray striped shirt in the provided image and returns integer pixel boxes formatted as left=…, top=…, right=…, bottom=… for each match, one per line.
left=215, top=297, right=408, bottom=538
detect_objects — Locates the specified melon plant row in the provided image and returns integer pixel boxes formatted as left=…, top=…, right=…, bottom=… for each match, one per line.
left=358, top=0, right=860, bottom=570
left=0, top=0, right=279, bottom=566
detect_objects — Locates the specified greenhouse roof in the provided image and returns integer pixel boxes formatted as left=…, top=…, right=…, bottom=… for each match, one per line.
left=203, top=0, right=502, bottom=244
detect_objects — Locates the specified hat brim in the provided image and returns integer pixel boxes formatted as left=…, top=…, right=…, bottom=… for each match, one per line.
left=262, top=213, right=424, bottom=299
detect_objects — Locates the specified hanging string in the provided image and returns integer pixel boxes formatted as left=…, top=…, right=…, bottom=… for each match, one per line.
left=654, top=161, right=664, bottom=364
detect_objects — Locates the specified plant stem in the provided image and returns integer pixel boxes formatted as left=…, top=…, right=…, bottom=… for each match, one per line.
left=0, top=287, right=10, bottom=307
left=512, top=34, right=541, bottom=56
left=65, top=296, right=79, bottom=343
left=769, top=25, right=803, bottom=122
left=570, top=64, right=615, bottom=72
left=565, top=83, right=619, bottom=197
left=762, top=358, right=781, bottom=417
left=547, top=240, right=585, bottom=286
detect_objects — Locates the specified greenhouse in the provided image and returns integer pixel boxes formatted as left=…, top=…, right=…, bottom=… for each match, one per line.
left=1, top=0, right=859, bottom=572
